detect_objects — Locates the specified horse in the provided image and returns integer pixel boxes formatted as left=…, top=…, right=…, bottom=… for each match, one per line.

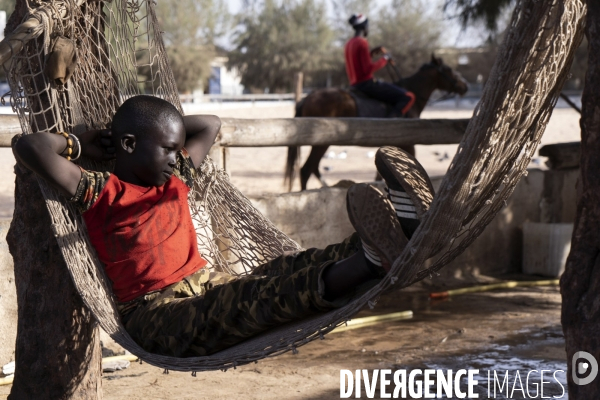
left=284, top=55, right=469, bottom=191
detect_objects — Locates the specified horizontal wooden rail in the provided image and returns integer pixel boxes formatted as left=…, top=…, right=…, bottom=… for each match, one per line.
left=219, top=117, right=469, bottom=147
left=0, top=116, right=470, bottom=148
left=180, top=93, right=305, bottom=103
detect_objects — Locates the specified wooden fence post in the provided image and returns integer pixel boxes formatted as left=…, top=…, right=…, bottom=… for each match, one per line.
left=294, top=72, right=303, bottom=103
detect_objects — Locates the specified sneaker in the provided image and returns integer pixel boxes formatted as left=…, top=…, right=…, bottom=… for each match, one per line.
left=375, top=146, right=435, bottom=239
left=346, top=183, right=407, bottom=277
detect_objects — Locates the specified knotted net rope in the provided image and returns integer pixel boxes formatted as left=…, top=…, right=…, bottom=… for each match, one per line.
left=3, top=0, right=585, bottom=371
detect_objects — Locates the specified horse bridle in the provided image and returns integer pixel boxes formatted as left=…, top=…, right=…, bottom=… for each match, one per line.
left=386, top=61, right=463, bottom=103
left=434, top=64, right=463, bottom=95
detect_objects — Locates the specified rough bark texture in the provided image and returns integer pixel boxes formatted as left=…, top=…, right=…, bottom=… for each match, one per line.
left=7, top=166, right=102, bottom=400
left=561, top=0, right=600, bottom=397
left=5, top=1, right=103, bottom=399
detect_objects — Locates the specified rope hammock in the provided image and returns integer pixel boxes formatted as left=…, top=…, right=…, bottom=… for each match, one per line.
left=2, top=0, right=585, bottom=372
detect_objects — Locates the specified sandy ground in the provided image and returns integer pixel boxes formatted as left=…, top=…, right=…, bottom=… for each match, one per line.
left=98, top=284, right=564, bottom=399
left=0, top=287, right=567, bottom=400
left=0, top=102, right=579, bottom=398
left=0, top=283, right=565, bottom=399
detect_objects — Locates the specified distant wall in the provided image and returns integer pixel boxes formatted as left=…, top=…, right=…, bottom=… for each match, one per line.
left=250, top=168, right=579, bottom=279
left=434, top=168, right=578, bottom=280
left=250, top=185, right=357, bottom=249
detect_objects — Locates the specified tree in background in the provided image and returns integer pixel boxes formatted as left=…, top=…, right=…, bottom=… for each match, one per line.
left=230, top=0, right=444, bottom=91
left=228, top=0, right=334, bottom=92
left=443, top=0, right=515, bottom=31
left=371, top=0, right=442, bottom=78
left=444, top=0, right=586, bottom=88
left=156, top=0, right=230, bottom=93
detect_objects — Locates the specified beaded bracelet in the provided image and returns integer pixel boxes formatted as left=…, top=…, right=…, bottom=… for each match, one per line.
left=56, top=131, right=81, bottom=161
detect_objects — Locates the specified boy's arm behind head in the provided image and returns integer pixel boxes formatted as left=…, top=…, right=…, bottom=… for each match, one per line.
left=182, top=115, right=221, bottom=167
left=13, top=132, right=82, bottom=198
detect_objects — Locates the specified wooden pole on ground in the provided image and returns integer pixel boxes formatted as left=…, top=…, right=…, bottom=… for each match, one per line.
left=5, top=2, right=102, bottom=399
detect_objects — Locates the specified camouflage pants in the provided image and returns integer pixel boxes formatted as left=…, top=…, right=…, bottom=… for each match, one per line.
left=120, top=233, right=363, bottom=357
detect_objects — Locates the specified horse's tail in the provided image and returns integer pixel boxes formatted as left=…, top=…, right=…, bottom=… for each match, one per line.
left=284, top=99, right=305, bottom=191
left=294, top=97, right=306, bottom=117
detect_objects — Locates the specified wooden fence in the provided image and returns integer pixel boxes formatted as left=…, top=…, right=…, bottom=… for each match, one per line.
left=219, top=117, right=468, bottom=147
left=0, top=114, right=469, bottom=152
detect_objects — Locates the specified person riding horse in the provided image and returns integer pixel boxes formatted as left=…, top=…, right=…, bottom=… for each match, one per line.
left=345, top=14, right=416, bottom=117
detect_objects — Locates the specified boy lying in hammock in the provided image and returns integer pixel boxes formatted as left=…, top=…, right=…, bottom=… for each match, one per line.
left=13, top=95, right=433, bottom=357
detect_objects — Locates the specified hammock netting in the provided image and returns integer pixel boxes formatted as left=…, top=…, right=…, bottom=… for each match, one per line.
left=3, top=0, right=586, bottom=372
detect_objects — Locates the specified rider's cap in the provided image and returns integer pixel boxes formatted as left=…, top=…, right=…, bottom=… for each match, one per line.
left=348, top=14, right=368, bottom=28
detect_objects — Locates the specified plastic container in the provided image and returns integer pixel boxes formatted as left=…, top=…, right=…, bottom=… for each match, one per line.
left=522, top=222, right=574, bottom=277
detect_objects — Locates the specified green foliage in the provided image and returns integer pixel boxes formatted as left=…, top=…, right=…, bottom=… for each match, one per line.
left=371, top=0, right=442, bottom=77
left=443, top=0, right=515, bottom=31
left=444, top=0, right=587, bottom=89
left=228, top=0, right=334, bottom=92
left=229, top=0, right=444, bottom=90
left=156, top=0, right=230, bottom=92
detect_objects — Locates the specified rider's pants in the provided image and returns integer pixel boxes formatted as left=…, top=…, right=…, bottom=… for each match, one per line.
left=353, top=79, right=415, bottom=116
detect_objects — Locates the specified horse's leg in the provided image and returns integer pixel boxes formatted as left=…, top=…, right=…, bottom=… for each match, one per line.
left=300, top=145, right=330, bottom=190
left=314, top=167, right=329, bottom=188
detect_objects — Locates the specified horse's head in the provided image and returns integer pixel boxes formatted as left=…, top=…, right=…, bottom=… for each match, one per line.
left=424, top=54, right=469, bottom=96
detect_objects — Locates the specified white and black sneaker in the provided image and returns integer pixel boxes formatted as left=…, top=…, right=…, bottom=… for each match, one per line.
left=346, top=183, right=406, bottom=278
left=375, top=147, right=435, bottom=239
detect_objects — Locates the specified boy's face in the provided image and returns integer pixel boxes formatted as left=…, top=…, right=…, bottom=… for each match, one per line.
left=123, top=118, right=186, bottom=186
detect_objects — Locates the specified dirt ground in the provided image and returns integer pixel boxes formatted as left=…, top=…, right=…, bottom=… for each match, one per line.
left=7, top=282, right=568, bottom=400
left=0, top=282, right=564, bottom=399
left=0, top=103, right=578, bottom=398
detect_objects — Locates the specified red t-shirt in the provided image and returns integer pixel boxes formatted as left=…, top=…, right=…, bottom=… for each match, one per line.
left=70, top=150, right=207, bottom=302
left=344, top=37, right=388, bottom=85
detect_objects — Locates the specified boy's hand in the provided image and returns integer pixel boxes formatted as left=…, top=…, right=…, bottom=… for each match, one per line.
left=75, top=129, right=115, bottom=161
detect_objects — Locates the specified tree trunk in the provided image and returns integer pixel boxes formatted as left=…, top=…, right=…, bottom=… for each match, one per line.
left=5, top=2, right=102, bottom=399
left=561, top=0, right=600, bottom=397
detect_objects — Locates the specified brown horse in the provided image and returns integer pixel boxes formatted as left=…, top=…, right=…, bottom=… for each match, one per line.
left=284, top=55, right=469, bottom=191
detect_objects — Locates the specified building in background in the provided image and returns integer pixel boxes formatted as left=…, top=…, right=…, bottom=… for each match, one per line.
left=190, top=56, right=244, bottom=102
left=208, top=56, right=244, bottom=95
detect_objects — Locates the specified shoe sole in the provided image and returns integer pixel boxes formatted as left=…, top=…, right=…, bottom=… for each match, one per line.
left=346, top=183, right=406, bottom=274
left=375, top=146, right=435, bottom=219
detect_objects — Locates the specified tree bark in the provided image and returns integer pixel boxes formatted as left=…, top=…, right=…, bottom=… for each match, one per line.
left=561, top=0, right=600, bottom=397
left=5, top=1, right=102, bottom=399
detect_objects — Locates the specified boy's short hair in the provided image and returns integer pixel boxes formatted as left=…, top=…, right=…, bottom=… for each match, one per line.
left=112, top=95, right=182, bottom=138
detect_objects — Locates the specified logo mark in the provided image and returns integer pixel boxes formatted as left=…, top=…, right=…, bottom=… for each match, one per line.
left=572, top=351, right=598, bottom=386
